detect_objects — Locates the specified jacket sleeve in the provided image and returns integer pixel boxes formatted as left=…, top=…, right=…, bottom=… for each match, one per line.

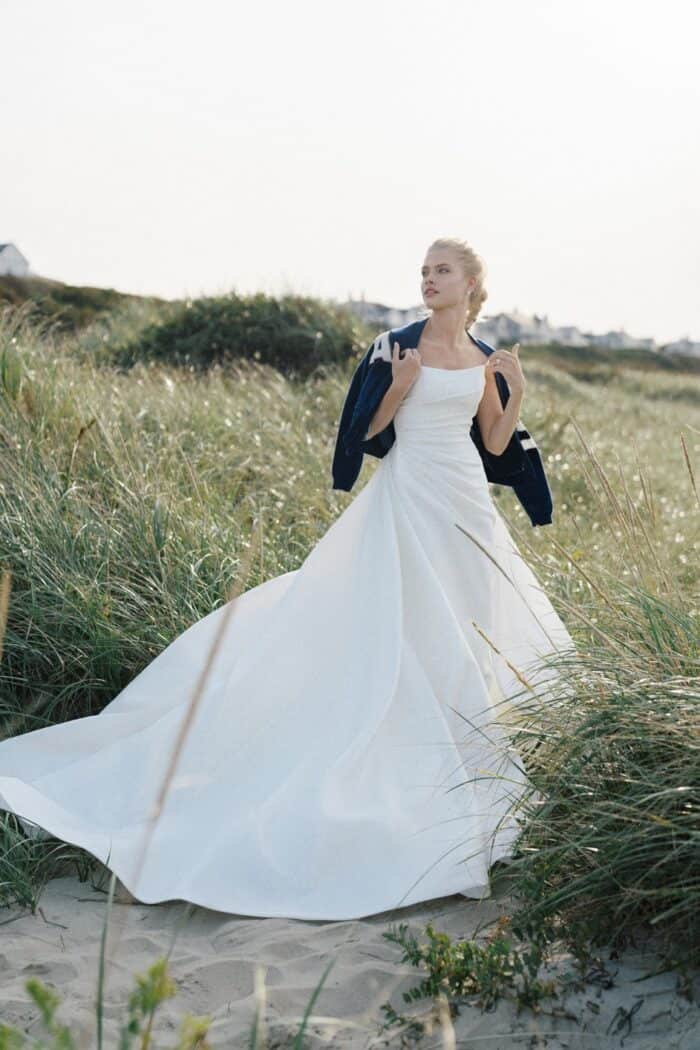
left=470, top=414, right=530, bottom=481
left=345, top=364, right=394, bottom=457
left=343, top=332, right=395, bottom=459
left=331, top=333, right=395, bottom=492
left=510, top=451, right=553, bottom=525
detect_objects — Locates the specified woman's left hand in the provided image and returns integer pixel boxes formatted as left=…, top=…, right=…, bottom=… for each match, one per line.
left=485, top=342, right=525, bottom=394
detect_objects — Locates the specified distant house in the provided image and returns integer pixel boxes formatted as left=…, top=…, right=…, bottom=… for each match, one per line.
left=662, top=337, right=700, bottom=359
left=343, top=296, right=424, bottom=330
left=0, top=243, right=30, bottom=277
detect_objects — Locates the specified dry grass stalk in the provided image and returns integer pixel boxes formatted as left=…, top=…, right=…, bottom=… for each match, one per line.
left=0, top=569, right=10, bottom=666
left=98, top=513, right=263, bottom=991
left=453, top=523, right=559, bottom=650
left=680, top=431, right=699, bottom=509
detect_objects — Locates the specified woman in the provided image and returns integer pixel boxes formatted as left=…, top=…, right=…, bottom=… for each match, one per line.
left=0, top=237, right=575, bottom=920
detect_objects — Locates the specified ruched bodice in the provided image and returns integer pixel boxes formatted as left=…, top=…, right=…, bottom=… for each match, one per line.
left=392, top=362, right=487, bottom=464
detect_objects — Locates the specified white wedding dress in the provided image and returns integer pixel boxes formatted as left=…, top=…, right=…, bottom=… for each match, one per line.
left=0, top=364, right=575, bottom=920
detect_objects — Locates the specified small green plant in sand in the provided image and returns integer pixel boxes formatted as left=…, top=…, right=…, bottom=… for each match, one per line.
left=0, top=956, right=213, bottom=1050
left=376, top=914, right=563, bottom=1042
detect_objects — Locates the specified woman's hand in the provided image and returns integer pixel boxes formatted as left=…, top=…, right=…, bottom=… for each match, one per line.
left=485, top=342, right=525, bottom=394
left=391, top=341, right=421, bottom=391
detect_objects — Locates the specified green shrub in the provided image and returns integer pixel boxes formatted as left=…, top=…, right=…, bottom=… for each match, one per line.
left=107, top=292, right=369, bottom=379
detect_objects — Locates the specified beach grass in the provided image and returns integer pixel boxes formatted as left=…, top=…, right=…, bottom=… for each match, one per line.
left=0, top=299, right=698, bottom=1043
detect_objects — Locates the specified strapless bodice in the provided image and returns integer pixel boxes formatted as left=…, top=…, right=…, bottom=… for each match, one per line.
left=392, top=364, right=486, bottom=460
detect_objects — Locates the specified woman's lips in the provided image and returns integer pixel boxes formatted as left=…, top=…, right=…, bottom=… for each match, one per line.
left=425, top=289, right=437, bottom=296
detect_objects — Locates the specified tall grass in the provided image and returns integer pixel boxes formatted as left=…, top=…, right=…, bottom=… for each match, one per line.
left=1, top=299, right=699, bottom=1043
left=0, top=304, right=352, bottom=733
left=487, top=413, right=700, bottom=967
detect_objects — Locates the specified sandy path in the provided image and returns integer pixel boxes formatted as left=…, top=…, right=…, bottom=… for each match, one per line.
left=1, top=871, right=698, bottom=1048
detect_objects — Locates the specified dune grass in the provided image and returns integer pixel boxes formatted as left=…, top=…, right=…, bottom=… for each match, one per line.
left=0, top=299, right=698, bottom=1043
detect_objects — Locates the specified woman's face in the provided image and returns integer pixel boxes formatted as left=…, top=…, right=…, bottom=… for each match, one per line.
left=421, top=249, right=474, bottom=308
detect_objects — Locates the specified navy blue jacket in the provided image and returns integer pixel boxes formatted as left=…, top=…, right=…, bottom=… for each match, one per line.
left=331, top=317, right=554, bottom=527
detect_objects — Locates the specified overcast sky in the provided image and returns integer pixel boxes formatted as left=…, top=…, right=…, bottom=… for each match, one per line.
left=2, top=0, right=698, bottom=344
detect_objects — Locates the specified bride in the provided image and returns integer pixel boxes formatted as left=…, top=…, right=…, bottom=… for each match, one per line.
left=0, top=237, right=575, bottom=921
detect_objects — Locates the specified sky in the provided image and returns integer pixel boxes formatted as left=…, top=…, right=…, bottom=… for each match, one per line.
left=2, top=0, right=699, bottom=345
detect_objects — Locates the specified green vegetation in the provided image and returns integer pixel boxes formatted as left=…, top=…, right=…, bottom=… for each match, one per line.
left=526, top=340, right=700, bottom=380
left=0, top=275, right=148, bottom=333
left=93, top=291, right=370, bottom=378
left=0, top=278, right=369, bottom=378
left=0, top=292, right=698, bottom=1044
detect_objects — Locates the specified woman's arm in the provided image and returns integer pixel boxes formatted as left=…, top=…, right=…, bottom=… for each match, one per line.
left=476, top=343, right=526, bottom=455
left=366, top=376, right=411, bottom=439
left=366, top=341, right=421, bottom=439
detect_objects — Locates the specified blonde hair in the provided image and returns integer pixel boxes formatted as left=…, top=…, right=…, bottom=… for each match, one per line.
left=425, top=237, right=488, bottom=330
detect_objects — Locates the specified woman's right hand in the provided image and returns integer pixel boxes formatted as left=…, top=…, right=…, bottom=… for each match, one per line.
left=391, top=341, right=421, bottom=391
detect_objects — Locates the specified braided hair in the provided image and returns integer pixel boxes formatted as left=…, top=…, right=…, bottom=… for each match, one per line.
left=426, top=236, right=488, bottom=330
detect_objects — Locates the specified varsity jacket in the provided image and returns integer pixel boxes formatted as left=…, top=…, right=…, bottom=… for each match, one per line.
left=331, top=317, right=554, bottom=526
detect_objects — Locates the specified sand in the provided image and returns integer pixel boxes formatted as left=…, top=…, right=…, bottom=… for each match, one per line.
left=1, top=868, right=698, bottom=1049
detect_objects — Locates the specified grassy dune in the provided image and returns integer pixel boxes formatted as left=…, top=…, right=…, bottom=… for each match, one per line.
left=0, top=297, right=698, bottom=1044
left=0, top=274, right=155, bottom=332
